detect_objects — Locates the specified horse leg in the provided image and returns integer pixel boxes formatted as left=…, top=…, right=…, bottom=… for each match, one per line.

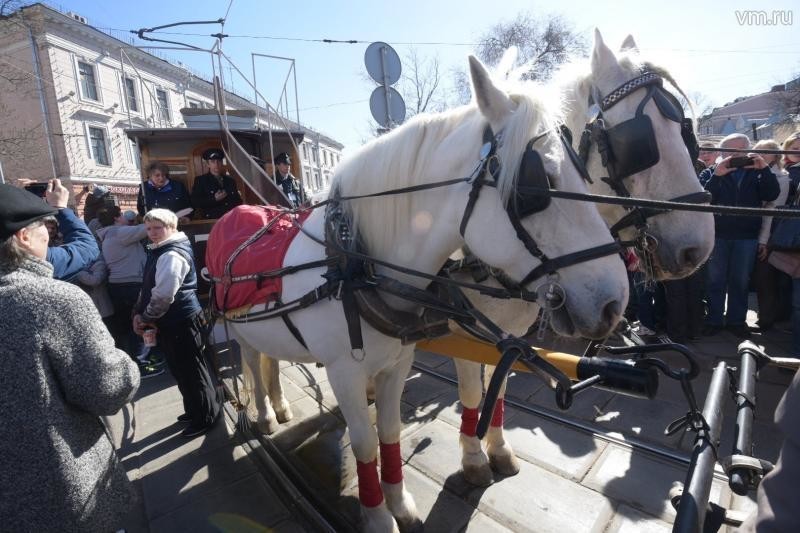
left=239, top=343, right=279, bottom=434
left=326, top=362, right=398, bottom=533
left=375, top=351, right=422, bottom=533
left=454, top=358, right=493, bottom=487
left=484, top=365, right=520, bottom=477
left=261, top=354, right=293, bottom=423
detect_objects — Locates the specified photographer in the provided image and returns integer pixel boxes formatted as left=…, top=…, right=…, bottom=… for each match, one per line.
left=699, top=134, right=779, bottom=338
left=17, top=178, right=99, bottom=281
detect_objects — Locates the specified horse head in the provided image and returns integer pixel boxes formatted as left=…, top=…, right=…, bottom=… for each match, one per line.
left=462, top=56, right=628, bottom=339
left=566, top=30, right=714, bottom=280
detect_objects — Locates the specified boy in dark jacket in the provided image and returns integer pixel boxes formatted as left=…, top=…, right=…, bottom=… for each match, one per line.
left=699, top=134, right=779, bottom=337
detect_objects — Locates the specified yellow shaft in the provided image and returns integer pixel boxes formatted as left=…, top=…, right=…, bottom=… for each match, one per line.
left=417, top=334, right=581, bottom=380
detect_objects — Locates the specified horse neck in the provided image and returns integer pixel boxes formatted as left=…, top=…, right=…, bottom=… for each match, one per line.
left=356, top=186, right=464, bottom=292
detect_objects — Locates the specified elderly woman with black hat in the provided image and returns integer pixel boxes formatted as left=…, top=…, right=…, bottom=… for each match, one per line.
left=0, top=183, right=140, bottom=531
left=190, top=147, right=243, bottom=219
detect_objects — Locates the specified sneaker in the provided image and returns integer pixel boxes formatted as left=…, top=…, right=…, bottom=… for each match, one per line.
left=148, top=354, right=166, bottom=367
left=138, top=363, right=164, bottom=379
left=727, top=324, right=752, bottom=339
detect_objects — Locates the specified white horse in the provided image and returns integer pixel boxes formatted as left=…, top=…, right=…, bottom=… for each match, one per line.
left=222, top=54, right=629, bottom=532
left=451, top=31, right=716, bottom=486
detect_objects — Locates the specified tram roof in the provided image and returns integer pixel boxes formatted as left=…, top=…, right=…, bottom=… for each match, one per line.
left=124, top=128, right=305, bottom=143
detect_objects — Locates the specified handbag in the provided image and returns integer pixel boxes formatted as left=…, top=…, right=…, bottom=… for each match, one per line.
left=768, top=250, right=800, bottom=278
left=768, top=202, right=800, bottom=251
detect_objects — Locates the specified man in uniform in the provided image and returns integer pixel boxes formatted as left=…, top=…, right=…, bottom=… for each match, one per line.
left=272, top=152, right=308, bottom=208
left=191, top=148, right=243, bottom=219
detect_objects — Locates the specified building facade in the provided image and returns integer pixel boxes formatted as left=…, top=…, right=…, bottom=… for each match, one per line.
left=0, top=3, right=343, bottom=208
left=698, top=80, right=799, bottom=143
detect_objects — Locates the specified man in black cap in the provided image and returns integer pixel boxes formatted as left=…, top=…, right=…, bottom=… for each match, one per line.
left=191, top=148, right=243, bottom=219
left=9, top=179, right=99, bottom=281
left=272, top=152, right=308, bottom=208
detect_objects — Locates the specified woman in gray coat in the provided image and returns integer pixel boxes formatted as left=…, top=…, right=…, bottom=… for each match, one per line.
left=0, top=183, right=140, bottom=532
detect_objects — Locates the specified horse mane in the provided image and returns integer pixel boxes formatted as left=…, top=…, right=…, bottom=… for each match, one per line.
left=331, top=81, right=562, bottom=260
left=556, top=50, right=691, bottom=119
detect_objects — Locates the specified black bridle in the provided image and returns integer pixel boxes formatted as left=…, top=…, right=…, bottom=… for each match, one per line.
left=576, top=70, right=711, bottom=240
left=459, top=125, right=620, bottom=290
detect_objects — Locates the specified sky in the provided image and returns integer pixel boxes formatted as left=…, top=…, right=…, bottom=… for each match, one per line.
left=42, top=0, right=799, bottom=151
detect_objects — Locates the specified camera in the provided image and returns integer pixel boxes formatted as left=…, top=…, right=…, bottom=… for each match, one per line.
left=728, top=156, right=753, bottom=168
left=24, top=183, right=49, bottom=198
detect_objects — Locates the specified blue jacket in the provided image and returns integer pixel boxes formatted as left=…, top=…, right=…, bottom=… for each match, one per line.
left=136, top=180, right=192, bottom=217
left=46, top=208, right=100, bottom=281
left=700, top=165, right=780, bottom=239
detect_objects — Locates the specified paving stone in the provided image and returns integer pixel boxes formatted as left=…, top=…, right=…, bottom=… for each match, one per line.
left=149, top=473, right=291, bottom=533
left=472, top=458, right=612, bottom=532
left=582, top=444, right=726, bottom=522
left=414, top=349, right=455, bottom=371
left=136, top=418, right=238, bottom=469
left=280, top=362, right=329, bottom=388
left=461, top=510, right=515, bottom=532
left=403, top=369, right=457, bottom=409
left=401, top=464, right=477, bottom=532
left=401, top=418, right=478, bottom=497
left=270, top=395, right=345, bottom=452
left=403, top=389, right=461, bottom=430
left=140, top=441, right=258, bottom=520
left=504, top=370, right=547, bottom=402
left=501, top=409, right=608, bottom=480
left=595, top=395, right=690, bottom=448
left=609, top=504, right=673, bottom=532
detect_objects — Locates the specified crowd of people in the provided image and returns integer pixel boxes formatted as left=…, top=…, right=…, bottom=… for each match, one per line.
left=628, top=131, right=800, bottom=357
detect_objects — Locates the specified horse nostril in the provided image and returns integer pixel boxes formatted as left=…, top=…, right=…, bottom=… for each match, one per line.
left=602, top=299, right=623, bottom=328
left=679, top=246, right=701, bottom=269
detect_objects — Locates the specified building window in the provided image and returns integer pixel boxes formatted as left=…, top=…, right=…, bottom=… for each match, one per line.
left=323, top=150, right=328, bottom=166
left=123, top=77, right=138, bottom=112
left=155, top=89, right=170, bottom=121
left=77, top=61, right=98, bottom=101
left=302, top=144, right=308, bottom=161
left=128, top=138, right=140, bottom=169
left=187, top=99, right=201, bottom=109
left=88, top=126, right=110, bottom=166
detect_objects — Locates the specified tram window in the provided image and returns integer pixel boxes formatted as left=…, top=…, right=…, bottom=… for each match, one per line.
left=77, top=61, right=99, bottom=101
left=187, top=99, right=201, bottom=109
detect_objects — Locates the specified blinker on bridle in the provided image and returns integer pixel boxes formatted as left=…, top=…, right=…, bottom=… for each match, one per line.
left=577, top=70, right=711, bottom=240
left=459, top=125, right=620, bottom=291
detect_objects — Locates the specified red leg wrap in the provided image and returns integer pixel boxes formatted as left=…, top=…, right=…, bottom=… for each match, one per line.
left=356, top=459, right=384, bottom=507
left=461, top=406, right=479, bottom=437
left=380, top=442, right=403, bottom=484
left=490, top=398, right=504, bottom=427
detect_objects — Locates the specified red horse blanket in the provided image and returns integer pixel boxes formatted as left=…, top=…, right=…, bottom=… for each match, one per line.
left=206, top=205, right=310, bottom=311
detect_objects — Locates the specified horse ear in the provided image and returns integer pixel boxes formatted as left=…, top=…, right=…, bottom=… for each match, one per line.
left=620, top=35, right=639, bottom=53
left=591, top=29, right=618, bottom=73
left=469, top=55, right=514, bottom=129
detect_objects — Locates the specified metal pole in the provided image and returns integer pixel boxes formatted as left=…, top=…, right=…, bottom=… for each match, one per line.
left=251, top=53, right=259, bottom=129
left=673, top=362, right=728, bottom=533
left=380, top=45, right=392, bottom=128
left=729, top=346, right=758, bottom=495
left=28, top=27, right=58, bottom=180
left=0, top=159, right=5, bottom=184
left=292, top=60, right=299, bottom=125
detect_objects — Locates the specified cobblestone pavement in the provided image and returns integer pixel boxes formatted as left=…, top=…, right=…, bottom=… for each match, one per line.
left=112, top=301, right=795, bottom=532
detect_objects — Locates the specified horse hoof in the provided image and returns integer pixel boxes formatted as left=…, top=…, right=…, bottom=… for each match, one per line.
left=275, top=403, right=293, bottom=423
left=397, top=516, right=424, bottom=533
left=462, top=463, right=494, bottom=487
left=489, top=453, right=521, bottom=477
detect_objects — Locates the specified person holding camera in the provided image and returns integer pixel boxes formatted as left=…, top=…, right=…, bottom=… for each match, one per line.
left=0, top=183, right=140, bottom=531
left=699, top=133, right=780, bottom=338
